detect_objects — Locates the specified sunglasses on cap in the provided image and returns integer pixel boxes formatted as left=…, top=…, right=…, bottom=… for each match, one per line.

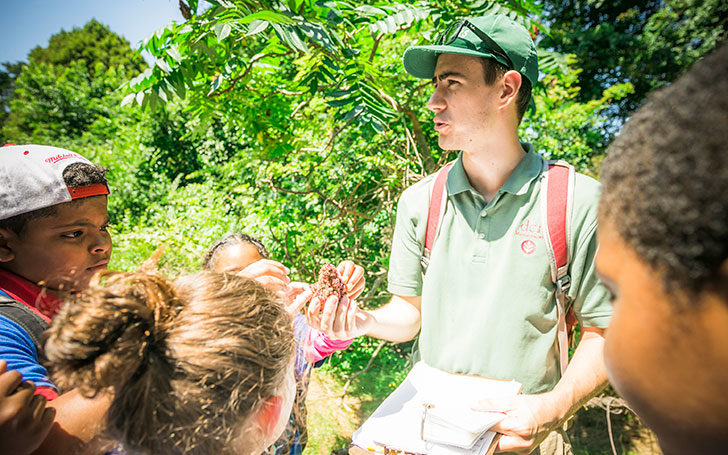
left=437, top=19, right=515, bottom=70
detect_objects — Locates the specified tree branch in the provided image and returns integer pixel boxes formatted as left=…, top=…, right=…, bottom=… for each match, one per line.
left=260, top=177, right=343, bottom=211
left=341, top=340, right=387, bottom=398
left=369, top=32, right=383, bottom=63
left=209, top=51, right=292, bottom=97
left=178, top=0, right=192, bottom=19
left=399, top=105, right=435, bottom=172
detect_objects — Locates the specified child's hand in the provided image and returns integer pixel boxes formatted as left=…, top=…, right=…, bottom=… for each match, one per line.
left=236, top=259, right=291, bottom=299
left=307, top=295, right=373, bottom=340
left=0, top=360, right=56, bottom=455
left=285, top=282, right=312, bottom=316
left=337, top=260, right=365, bottom=299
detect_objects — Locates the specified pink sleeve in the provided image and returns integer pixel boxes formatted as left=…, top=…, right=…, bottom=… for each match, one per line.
left=36, top=386, right=58, bottom=401
left=302, top=329, right=354, bottom=364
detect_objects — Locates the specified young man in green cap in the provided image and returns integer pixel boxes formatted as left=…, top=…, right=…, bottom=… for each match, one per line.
left=311, top=14, right=611, bottom=454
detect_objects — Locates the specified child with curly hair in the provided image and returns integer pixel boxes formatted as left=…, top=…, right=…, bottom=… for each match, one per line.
left=44, top=270, right=296, bottom=455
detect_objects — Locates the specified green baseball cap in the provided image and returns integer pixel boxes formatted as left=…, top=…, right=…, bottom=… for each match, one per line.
left=403, top=14, right=538, bottom=89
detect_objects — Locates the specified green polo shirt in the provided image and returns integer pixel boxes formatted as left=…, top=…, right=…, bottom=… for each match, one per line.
left=387, top=147, right=611, bottom=394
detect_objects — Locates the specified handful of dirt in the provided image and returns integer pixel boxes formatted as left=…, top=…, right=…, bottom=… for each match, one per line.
left=311, top=263, right=347, bottom=301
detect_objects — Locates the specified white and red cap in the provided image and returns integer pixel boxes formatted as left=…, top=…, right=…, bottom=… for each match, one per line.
left=0, top=144, right=110, bottom=221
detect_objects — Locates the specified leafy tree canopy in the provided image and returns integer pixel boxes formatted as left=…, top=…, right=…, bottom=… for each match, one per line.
left=0, top=61, right=24, bottom=142
left=543, top=0, right=727, bottom=118
left=28, top=19, right=145, bottom=76
left=2, top=20, right=147, bottom=143
left=124, top=0, right=562, bottom=137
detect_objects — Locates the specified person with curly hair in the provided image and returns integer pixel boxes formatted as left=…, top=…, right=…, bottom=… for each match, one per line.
left=597, top=42, right=728, bottom=455
left=44, top=270, right=297, bottom=455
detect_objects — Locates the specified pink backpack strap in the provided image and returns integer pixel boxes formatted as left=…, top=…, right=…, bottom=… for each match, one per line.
left=421, top=161, right=454, bottom=273
left=540, top=159, right=575, bottom=375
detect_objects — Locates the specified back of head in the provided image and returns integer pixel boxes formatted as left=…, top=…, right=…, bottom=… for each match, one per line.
left=44, top=270, right=294, bottom=454
left=0, top=145, right=109, bottom=234
left=600, top=42, right=728, bottom=299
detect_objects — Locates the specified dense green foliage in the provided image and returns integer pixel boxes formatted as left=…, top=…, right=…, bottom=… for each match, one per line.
left=0, top=62, right=23, bottom=142
left=2, top=21, right=144, bottom=142
left=543, top=0, right=727, bottom=121
left=28, top=19, right=145, bottom=75
left=1, top=1, right=721, bottom=383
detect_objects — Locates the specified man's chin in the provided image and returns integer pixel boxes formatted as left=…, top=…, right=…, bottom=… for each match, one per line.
left=437, top=139, right=459, bottom=151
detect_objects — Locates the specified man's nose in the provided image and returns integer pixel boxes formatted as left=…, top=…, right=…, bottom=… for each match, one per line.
left=427, top=86, right=446, bottom=112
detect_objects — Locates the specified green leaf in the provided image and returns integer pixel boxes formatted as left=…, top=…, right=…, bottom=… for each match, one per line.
left=342, top=105, right=364, bottom=121
left=121, top=93, right=136, bottom=107
left=208, top=75, right=223, bottom=95
left=326, top=89, right=352, bottom=97
left=385, top=16, right=397, bottom=33
left=238, top=10, right=296, bottom=25
left=322, top=56, right=340, bottom=71
left=247, top=20, right=270, bottom=36
left=298, top=23, right=335, bottom=52
left=192, top=40, right=218, bottom=59
left=370, top=118, right=385, bottom=132
left=215, top=23, right=232, bottom=41
left=327, top=96, right=357, bottom=107
left=272, top=23, right=308, bottom=53
left=155, top=59, right=172, bottom=73
left=207, top=0, right=235, bottom=8
left=157, top=86, right=168, bottom=102
left=166, top=46, right=182, bottom=63
left=356, top=5, right=386, bottom=15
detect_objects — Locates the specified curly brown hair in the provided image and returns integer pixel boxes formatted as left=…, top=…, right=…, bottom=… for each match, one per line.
left=44, top=270, right=294, bottom=454
left=599, top=42, right=728, bottom=299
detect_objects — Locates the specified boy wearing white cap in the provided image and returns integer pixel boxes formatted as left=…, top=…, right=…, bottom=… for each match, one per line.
left=0, top=144, right=113, bottom=454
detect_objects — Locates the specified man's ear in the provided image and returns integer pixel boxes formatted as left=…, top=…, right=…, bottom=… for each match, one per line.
left=498, top=70, right=522, bottom=112
left=254, top=395, right=284, bottom=444
left=0, top=228, right=17, bottom=263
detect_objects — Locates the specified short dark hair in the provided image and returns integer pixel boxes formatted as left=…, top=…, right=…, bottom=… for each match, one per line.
left=0, top=163, right=108, bottom=235
left=599, top=42, right=728, bottom=299
left=479, top=57, right=532, bottom=124
left=201, top=233, right=270, bottom=271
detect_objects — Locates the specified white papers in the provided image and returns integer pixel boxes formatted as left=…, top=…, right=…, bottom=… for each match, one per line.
left=352, top=362, right=522, bottom=455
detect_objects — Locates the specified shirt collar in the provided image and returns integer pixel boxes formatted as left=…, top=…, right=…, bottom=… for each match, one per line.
left=446, top=143, right=543, bottom=197
left=0, top=269, right=63, bottom=322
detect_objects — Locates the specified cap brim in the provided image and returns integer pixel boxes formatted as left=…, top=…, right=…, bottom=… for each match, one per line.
left=403, top=45, right=506, bottom=79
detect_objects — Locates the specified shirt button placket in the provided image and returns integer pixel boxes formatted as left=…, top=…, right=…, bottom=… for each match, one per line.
left=473, top=210, right=489, bottom=262
left=477, top=210, right=487, bottom=240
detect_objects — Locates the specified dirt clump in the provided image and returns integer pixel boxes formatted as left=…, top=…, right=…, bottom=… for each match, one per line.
left=311, top=263, right=347, bottom=302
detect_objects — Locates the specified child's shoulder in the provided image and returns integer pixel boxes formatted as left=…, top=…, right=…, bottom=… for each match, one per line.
left=0, top=315, right=57, bottom=393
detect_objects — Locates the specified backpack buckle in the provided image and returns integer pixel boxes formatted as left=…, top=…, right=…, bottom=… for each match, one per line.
left=420, top=249, right=431, bottom=273
left=556, top=275, right=571, bottom=294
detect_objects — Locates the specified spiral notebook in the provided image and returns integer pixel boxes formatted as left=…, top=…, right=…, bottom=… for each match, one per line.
left=352, top=362, right=522, bottom=455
